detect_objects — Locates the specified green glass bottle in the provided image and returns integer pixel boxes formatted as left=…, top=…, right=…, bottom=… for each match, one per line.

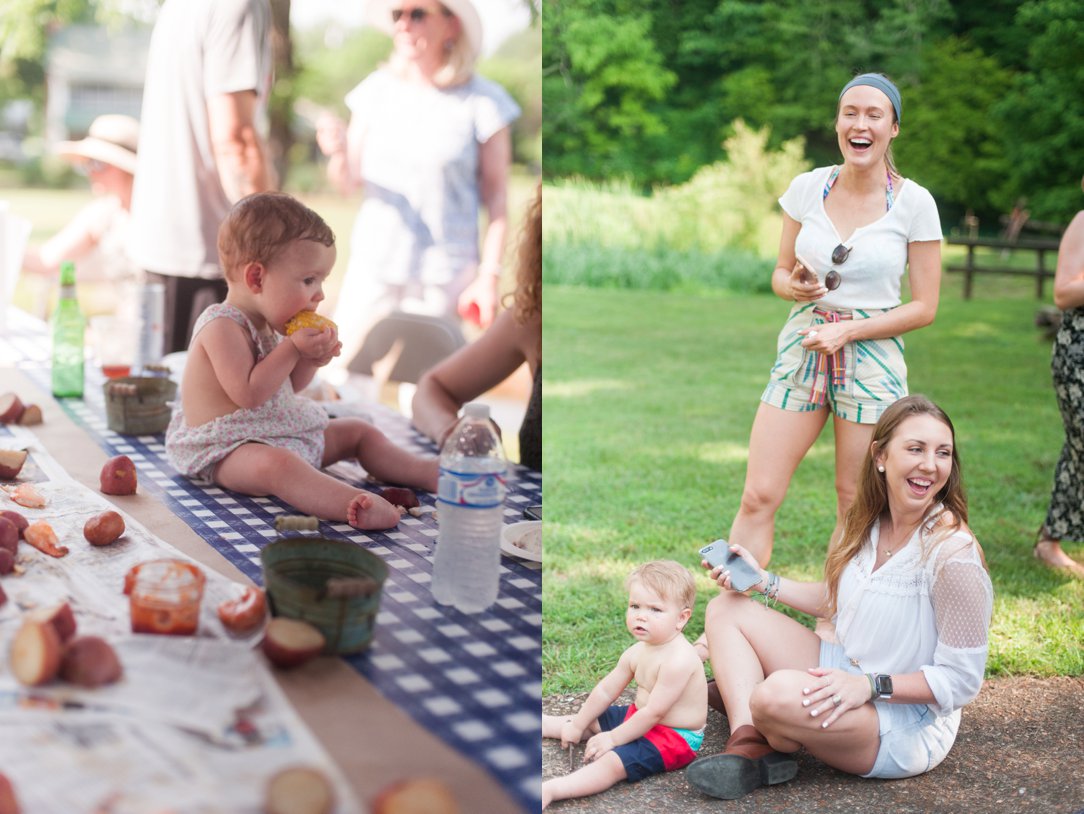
left=51, top=260, right=85, bottom=398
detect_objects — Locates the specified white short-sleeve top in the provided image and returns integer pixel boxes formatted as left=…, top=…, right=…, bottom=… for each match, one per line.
left=779, top=166, right=943, bottom=310
left=832, top=514, right=993, bottom=718
left=343, top=69, right=521, bottom=287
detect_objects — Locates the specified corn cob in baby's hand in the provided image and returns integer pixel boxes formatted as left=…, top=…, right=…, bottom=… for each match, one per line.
left=285, top=311, right=337, bottom=336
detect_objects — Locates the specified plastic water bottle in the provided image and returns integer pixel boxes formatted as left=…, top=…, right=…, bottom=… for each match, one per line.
left=134, top=282, right=166, bottom=374
left=51, top=260, right=85, bottom=397
left=432, top=402, right=507, bottom=613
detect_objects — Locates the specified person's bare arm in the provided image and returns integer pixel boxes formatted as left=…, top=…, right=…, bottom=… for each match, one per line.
left=317, top=111, right=360, bottom=196
left=1054, top=211, right=1084, bottom=310
left=411, top=309, right=531, bottom=445
left=457, top=127, right=512, bottom=329
left=21, top=200, right=108, bottom=275
left=208, top=90, right=273, bottom=201
left=201, top=319, right=299, bottom=409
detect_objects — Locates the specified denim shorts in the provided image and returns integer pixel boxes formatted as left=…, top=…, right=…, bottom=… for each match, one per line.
left=819, top=640, right=959, bottom=779
left=760, top=303, right=907, bottom=424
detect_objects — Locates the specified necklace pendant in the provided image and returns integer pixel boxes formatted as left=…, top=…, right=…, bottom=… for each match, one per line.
left=884, top=549, right=892, bottom=557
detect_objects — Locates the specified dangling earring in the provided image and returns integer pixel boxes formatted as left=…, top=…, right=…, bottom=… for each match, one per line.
left=877, top=465, right=885, bottom=473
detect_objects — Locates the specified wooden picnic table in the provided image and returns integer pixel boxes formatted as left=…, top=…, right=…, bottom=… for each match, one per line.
left=0, top=307, right=541, bottom=813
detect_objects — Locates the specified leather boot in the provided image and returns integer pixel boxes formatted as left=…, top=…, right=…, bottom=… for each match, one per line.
left=686, top=724, right=798, bottom=800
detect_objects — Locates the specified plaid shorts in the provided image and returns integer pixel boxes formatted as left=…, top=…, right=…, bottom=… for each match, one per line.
left=760, top=303, right=907, bottom=424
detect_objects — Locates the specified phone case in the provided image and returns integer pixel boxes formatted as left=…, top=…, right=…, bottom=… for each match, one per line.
left=699, top=540, right=763, bottom=592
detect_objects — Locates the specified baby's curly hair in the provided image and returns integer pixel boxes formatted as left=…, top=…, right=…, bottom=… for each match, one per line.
left=218, top=192, right=335, bottom=280
left=511, top=183, right=541, bottom=325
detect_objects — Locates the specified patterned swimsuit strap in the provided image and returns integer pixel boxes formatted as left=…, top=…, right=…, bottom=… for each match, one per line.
left=823, top=166, right=895, bottom=212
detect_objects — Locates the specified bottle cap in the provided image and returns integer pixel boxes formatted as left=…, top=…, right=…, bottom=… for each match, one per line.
left=463, top=402, right=489, bottom=420
left=59, top=261, right=76, bottom=287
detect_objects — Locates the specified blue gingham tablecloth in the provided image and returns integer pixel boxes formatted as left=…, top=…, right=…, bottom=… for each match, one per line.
left=3, top=322, right=541, bottom=812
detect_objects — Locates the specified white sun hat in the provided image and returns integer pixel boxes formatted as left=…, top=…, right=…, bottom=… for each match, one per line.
left=364, top=0, right=484, bottom=62
left=55, top=114, right=140, bottom=175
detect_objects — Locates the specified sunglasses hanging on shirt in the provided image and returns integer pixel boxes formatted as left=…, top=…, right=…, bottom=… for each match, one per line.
left=825, top=244, right=851, bottom=290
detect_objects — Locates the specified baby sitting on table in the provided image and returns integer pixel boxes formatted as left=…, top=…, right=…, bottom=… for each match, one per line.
left=541, top=560, right=708, bottom=809
left=164, top=192, right=438, bottom=529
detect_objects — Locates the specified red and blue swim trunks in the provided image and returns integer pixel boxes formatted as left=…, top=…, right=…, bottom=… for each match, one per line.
left=597, top=703, right=704, bottom=782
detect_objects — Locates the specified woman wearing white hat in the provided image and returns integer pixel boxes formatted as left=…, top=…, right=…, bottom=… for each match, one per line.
left=318, top=0, right=521, bottom=376
left=22, top=114, right=143, bottom=292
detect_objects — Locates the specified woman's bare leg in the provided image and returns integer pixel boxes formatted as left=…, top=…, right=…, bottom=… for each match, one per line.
left=830, top=415, right=875, bottom=545
left=214, top=443, right=401, bottom=529
left=750, top=669, right=880, bottom=775
left=323, top=418, right=439, bottom=492
left=702, top=589, right=822, bottom=730
left=729, top=404, right=829, bottom=565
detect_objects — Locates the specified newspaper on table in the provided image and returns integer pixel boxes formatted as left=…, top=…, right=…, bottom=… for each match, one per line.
left=0, top=425, right=362, bottom=813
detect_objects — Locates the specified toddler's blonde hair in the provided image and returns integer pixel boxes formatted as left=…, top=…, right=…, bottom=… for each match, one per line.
left=626, top=560, right=696, bottom=611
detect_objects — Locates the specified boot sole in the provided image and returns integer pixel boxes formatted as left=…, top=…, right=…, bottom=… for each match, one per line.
left=686, top=751, right=798, bottom=800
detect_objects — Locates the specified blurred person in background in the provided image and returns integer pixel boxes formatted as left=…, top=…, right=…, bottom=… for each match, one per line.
left=129, top=0, right=274, bottom=355
left=1034, top=176, right=1084, bottom=578
left=22, top=114, right=142, bottom=296
left=317, top=0, right=520, bottom=378
left=411, top=183, right=541, bottom=470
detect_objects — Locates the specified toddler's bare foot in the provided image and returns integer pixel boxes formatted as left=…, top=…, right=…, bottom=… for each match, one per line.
left=347, top=491, right=404, bottom=530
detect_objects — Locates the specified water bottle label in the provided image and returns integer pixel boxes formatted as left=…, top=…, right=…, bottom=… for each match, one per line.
left=437, top=467, right=507, bottom=508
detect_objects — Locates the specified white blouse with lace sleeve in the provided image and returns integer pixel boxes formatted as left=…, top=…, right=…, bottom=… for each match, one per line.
left=833, top=517, right=994, bottom=718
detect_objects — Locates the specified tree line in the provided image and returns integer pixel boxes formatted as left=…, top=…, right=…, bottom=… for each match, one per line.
left=543, top=0, right=1084, bottom=228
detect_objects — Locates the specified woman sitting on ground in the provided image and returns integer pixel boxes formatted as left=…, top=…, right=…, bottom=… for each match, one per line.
left=687, top=395, right=992, bottom=800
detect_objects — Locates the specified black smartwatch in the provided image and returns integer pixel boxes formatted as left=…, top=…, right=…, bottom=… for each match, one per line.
left=873, top=674, right=894, bottom=700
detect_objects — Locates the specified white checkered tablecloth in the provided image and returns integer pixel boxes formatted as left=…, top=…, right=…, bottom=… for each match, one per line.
left=2, top=318, right=541, bottom=812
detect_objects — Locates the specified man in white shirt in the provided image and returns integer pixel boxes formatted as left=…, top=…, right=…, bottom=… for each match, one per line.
left=129, top=0, right=274, bottom=355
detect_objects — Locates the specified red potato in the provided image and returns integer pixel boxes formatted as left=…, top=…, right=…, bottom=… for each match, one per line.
left=0, top=772, right=21, bottom=814
left=260, top=618, right=326, bottom=669
left=23, top=521, right=68, bottom=558
left=27, top=602, right=77, bottom=643
left=217, top=586, right=267, bottom=634
left=0, top=549, right=13, bottom=575
left=59, top=636, right=123, bottom=688
left=0, top=517, right=18, bottom=555
left=0, top=393, right=25, bottom=425
left=372, top=778, right=460, bottom=814
left=264, top=766, right=335, bottom=814
left=100, top=455, right=137, bottom=496
left=0, top=450, right=27, bottom=480
left=83, top=510, right=125, bottom=546
left=9, top=619, right=62, bottom=686
left=379, top=487, right=420, bottom=510
left=0, top=581, right=7, bottom=608
left=0, top=510, right=28, bottom=539
left=16, top=404, right=42, bottom=426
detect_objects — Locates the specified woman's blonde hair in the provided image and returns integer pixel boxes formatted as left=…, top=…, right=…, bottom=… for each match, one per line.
left=388, top=3, right=477, bottom=88
left=823, top=395, right=969, bottom=616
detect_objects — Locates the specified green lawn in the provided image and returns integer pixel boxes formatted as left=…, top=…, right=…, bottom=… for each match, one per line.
left=542, top=282, right=1084, bottom=693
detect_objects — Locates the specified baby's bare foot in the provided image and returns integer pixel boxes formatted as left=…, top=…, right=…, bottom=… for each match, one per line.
left=347, top=491, right=404, bottom=530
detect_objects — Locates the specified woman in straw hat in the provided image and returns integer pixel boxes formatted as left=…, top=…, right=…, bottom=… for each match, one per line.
left=22, top=114, right=142, bottom=291
left=317, top=0, right=521, bottom=378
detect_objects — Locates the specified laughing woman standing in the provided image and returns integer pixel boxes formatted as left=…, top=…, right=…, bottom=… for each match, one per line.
left=728, top=73, right=943, bottom=566
left=317, top=0, right=521, bottom=376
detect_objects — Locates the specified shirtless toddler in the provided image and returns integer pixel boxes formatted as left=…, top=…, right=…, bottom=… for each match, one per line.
left=541, top=560, right=708, bottom=809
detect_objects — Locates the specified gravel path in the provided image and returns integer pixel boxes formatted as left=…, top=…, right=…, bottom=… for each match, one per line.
left=542, top=676, right=1084, bottom=814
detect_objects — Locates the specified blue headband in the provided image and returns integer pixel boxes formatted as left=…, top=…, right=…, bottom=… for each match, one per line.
left=839, top=73, right=901, bottom=123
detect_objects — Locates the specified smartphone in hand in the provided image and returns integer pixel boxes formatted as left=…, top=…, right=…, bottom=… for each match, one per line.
left=698, top=539, right=763, bottom=593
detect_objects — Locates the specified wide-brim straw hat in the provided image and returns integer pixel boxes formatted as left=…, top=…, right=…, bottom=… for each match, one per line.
left=55, top=114, right=140, bottom=175
left=364, top=0, right=483, bottom=63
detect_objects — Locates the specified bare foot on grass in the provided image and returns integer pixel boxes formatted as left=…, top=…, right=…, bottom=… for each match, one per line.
left=347, top=491, right=404, bottom=530
left=1034, top=538, right=1084, bottom=578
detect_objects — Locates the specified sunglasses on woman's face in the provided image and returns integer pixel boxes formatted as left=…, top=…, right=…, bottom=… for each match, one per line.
left=391, top=7, right=433, bottom=23
left=825, top=243, right=851, bottom=290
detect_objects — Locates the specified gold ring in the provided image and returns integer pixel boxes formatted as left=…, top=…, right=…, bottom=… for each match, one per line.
left=832, top=694, right=842, bottom=707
